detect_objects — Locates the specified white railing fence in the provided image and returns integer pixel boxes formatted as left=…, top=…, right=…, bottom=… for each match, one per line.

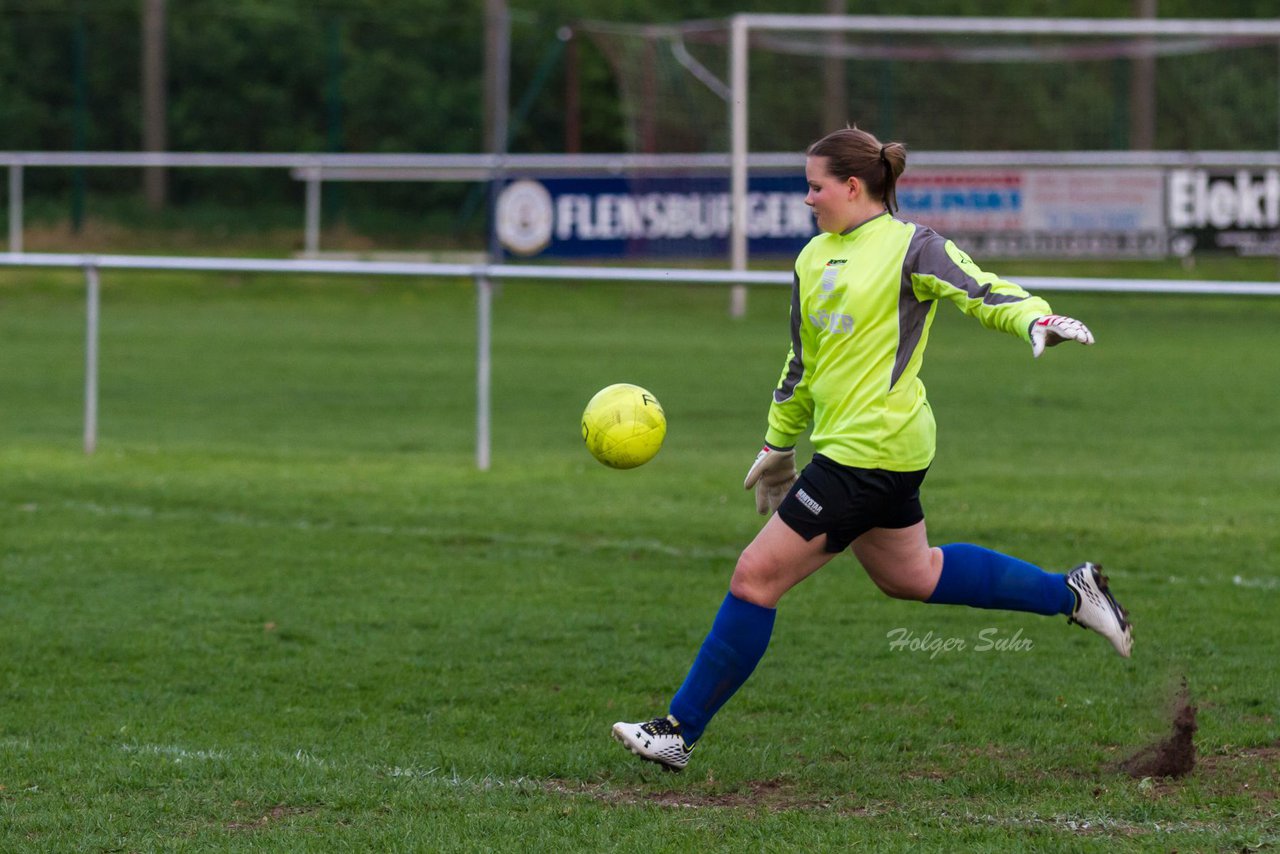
left=3, top=251, right=1279, bottom=468
left=2, top=151, right=812, bottom=256
left=10, top=150, right=1280, bottom=257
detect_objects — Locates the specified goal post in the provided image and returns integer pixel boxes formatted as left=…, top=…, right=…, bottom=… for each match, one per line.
left=725, top=14, right=1280, bottom=310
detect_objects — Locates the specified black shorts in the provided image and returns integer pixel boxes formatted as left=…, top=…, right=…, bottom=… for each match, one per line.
left=776, top=454, right=928, bottom=553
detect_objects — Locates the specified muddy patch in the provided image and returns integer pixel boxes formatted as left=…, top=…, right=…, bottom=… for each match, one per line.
left=1120, top=679, right=1198, bottom=779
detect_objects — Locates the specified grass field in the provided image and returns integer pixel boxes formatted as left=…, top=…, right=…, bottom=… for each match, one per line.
left=1, top=267, right=1278, bottom=851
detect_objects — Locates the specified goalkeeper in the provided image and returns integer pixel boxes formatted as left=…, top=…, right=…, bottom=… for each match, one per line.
left=612, top=126, right=1132, bottom=772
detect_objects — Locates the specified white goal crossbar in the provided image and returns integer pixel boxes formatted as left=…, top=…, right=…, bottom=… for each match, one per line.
left=726, top=14, right=1280, bottom=310
left=2, top=250, right=1278, bottom=467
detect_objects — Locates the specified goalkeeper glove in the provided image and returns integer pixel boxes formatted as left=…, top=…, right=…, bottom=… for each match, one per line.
left=1029, top=314, right=1095, bottom=358
left=743, top=444, right=797, bottom=516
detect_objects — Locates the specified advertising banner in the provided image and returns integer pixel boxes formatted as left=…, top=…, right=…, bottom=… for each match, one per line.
left=494, top=174, right=815, bottom=258
left=899, top=169, right=1166, bottom=258
left=1167, top=168, right=1280, bottom=256
left=494, top=168, right=1168, bottom=260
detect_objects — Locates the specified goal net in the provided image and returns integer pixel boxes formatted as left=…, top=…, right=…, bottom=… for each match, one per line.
left=578, top=16, right=1280, bottom=155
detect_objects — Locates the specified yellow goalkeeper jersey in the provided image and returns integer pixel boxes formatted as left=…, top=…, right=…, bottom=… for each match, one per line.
left=764, top=212, right=1052, bottom=471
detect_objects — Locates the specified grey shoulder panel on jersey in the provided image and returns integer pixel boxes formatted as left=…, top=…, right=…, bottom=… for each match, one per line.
left=913, top=226, right=1028, bottom=307
left=893, top=226, right=935, bottom=390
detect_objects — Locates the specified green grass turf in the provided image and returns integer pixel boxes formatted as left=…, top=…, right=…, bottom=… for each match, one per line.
left=1, top=269, right=1278, bottom=851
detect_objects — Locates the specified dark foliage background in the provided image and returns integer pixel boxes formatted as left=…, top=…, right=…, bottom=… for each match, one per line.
left=2, top=1, right=1276, bottom=237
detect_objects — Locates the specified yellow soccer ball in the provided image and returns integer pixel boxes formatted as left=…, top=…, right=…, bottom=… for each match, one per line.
left=581, top=383, right=666, bottom=469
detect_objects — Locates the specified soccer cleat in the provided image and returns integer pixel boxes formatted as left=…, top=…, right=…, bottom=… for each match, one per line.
left=611, top=715, right=693, bottom=771
left=1066, top=562, right=1132, bottom=658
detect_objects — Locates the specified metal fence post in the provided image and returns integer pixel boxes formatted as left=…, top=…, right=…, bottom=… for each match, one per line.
left=475, top=274, right=493, bottom=471
left=729, top=14, right=749, bottom=319
left=304, top=167, right=322, bottom=257
left=84, top=264, right=100, bottom=455
left=8, top=164, right=21, bottom=253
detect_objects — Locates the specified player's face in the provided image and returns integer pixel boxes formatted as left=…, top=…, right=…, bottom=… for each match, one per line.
left=804, top=156, right=855, bottom=234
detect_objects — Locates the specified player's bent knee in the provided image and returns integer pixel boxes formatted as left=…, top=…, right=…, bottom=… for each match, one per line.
left=728, top=551, right=776, bottom=607
left=867, top=568, right=935, bottom=601
left=887, top=578, right=934, bottom=601
left=728, top=576, right=770, bottom=607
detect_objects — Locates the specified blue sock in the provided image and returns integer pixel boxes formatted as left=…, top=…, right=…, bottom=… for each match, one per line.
left=928, top=543, right=1075, bottom=616
left=669, top=592, right=776, bottom=745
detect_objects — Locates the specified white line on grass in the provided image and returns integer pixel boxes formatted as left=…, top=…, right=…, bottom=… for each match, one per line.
left=100, top=743, right=1271, bottom=837
left=1231, top=575, right=1280, bottom=590
left=1163, top=573, right=1280, bottom=591
left=960, top=811, right=1243, bottom=836
left=115, top=742, right=538, bottom=792
left=293, top=749, right=327, bottom=767
left=59, top=499, right=738, bottom=562
left=119, top=743, right=231, bottom=762
left=44, top=500, right=1280, bottom=574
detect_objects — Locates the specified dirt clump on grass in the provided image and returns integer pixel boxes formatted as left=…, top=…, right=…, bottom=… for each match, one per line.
left=1120, top=679, right=1198, bottom=779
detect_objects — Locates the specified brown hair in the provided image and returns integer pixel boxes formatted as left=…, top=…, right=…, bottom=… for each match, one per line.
left=806, top=127, right=906, bottom=213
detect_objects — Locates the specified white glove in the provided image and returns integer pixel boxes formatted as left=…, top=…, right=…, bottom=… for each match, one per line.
left=1030, top=314, right=1095, bottom=358
left=743, top=444, right=797, bottom=516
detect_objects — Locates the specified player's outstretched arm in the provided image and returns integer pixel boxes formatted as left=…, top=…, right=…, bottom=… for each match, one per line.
left=1029, top=314, right=1095, bottom=358
left=743, top=444, right=797, bottom=516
